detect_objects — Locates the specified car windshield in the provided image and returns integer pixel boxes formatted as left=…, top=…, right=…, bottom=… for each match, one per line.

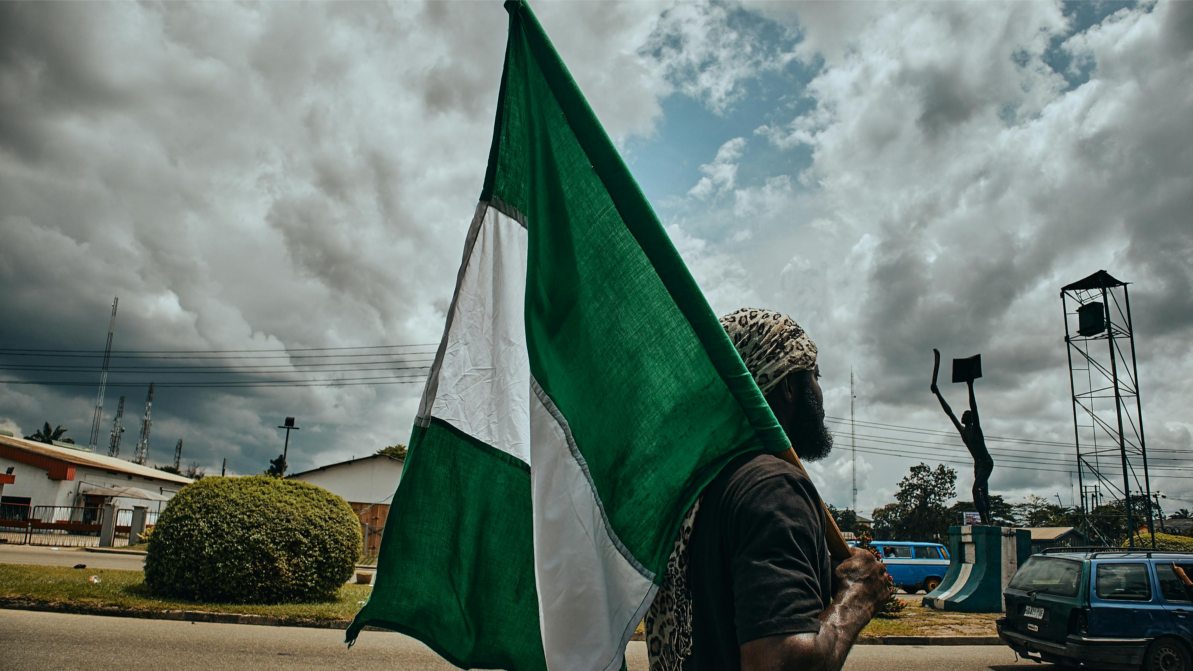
left=1008, top=556, right=1083, bottom=597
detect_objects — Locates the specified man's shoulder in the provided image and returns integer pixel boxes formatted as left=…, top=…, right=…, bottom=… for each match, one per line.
left=712, top=451, right=819, bottom=514
left=720, top=450, right=811, bottom=490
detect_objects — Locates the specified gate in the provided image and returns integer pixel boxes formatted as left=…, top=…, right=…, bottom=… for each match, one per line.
left=0, top=502, right=30, bottom=545
left=26, top=505, right=104, bottom=547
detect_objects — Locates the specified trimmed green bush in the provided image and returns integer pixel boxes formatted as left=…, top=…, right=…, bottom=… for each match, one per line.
left=145, top=475, right=362, bottom=604
left=1122, top=532, right=1193, bottom=552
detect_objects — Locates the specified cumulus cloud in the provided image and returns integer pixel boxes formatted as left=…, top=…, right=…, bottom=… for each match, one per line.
left=643, top=0, right=796, bottom=115
left=688, top=136, right=747, bottom=199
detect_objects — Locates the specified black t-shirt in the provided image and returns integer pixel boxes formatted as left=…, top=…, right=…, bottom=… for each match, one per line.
left=685, top=451, right=832, bottom=671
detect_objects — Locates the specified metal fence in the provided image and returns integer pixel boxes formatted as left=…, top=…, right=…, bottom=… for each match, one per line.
left=0, top=503, right=31, bottom=545
left=25, top=505, right=105, bottom=547
left=112, top=508, right=159, bottom=546
left=0, top=504, right=161, bottom=546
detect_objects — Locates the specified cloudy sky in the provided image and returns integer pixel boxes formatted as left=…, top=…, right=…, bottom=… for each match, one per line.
left=2, top=0, right=1190, bottom=516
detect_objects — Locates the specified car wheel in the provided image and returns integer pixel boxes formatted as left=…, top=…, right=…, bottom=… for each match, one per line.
left=923, top=577, right=942, bottom=593
left=1145, top=636, right=1192, bottom=671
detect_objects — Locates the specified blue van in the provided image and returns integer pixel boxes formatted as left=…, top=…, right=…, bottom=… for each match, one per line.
left=851, top=540, right=951, bottom=594
left=998, top=549, right=1193, bottom=671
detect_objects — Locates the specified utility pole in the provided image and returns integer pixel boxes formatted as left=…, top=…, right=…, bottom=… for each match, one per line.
left=133, top=383, right=154, bottom=465
left=174, top=439, right=183, bottom=470
left=221, top=458, right=227, bottom=477
left=88, top=297, right=118, bottom=452
left=850, top=367, right=857, bottom=514
left=107, top=396, right=126, bottom=458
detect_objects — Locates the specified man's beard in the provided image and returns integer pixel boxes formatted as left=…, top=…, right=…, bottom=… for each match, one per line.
left=790, top=381, right=833, bottom=462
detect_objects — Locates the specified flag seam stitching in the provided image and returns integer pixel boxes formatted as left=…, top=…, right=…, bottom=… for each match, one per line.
left=530, top=375, right=654, bottom=582
left=489, top=195, right=527, bottom=228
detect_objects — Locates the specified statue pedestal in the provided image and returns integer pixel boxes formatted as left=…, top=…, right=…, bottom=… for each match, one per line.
left=922, top=525, right=1030, bottom=613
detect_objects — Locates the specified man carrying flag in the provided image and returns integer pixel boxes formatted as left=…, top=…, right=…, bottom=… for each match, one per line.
left=348, top=2, right=889, bottom=670
left=644, top=308, right=893, bottom=671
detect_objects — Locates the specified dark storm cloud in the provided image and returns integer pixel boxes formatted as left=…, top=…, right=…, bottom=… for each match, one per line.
left=0, top=1, right=672, bottom=475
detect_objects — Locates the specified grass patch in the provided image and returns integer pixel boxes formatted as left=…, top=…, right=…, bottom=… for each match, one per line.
left=0, top=564, right=371, bottom=623
left=860, top=605, right=999, bottom=638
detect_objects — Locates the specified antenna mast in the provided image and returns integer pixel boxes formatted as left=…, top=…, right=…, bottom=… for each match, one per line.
left=851, top=367, right=857, bottom=514
left=107, top=396, right=126, bottom=457
left=133, top=383, right=154, bottom=465
left=87, top=297, right=119, bottom=452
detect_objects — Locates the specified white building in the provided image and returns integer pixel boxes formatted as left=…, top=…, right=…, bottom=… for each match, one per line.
left=287, top=454, right=403, bottom=555
left=0, top=432, right=192, bottom=515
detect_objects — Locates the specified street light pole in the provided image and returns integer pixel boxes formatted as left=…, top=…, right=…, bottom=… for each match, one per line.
left=277, top=417, right=299, bottom=475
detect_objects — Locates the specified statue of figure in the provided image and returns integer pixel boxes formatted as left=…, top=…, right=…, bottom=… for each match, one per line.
left=931, top=349, right=995, bottom=525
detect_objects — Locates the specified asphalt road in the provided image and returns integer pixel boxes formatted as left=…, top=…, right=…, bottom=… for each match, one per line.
left=0, top=543, right=145, bottom=571
left=0, top=609, right=1043, bottom=671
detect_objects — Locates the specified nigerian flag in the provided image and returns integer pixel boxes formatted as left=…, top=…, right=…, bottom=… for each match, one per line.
left=346, top=2, right=789, bottom=669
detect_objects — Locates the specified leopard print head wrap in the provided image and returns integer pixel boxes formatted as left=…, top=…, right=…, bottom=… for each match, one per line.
left=719, top=308, right=817, bottom=396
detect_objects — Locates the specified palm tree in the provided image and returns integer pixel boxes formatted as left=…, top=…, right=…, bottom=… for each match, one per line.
left=1171, top=508, right=1191, bottom=520
left=25, top=422, right=71, bottom=445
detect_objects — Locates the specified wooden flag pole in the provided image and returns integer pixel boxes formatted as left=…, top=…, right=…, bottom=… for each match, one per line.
left=775, top=447, right=853, bottom=562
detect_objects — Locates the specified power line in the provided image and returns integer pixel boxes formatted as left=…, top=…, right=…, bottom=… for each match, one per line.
left=0, top=372, right=430, bottom=388
left=0, top=343, right=438, bottom=355
left=0, top=360, right=436, bottom=373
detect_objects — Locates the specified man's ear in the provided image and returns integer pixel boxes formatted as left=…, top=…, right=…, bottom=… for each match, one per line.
left=781, top=372, right=800, bottom=404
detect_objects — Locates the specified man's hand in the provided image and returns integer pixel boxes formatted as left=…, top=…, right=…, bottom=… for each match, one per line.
left=835, top=547, right=896, bottom=619
left=1174, top=562, right=1192, bottom=587
left=741, top=548, right=894, bottom=671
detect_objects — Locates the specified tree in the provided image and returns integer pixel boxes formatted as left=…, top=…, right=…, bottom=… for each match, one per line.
left=1012, top=495, right=1081, bottom=529
left=184, top=462, right=207, bottom=480
left=950, top=495, right=1016, bottom=527
left=25, top=422, right=72, bottom=444
left=870, top=503, right=905, bottom=541
left=265, top=454, right=286, bottom=477
left=891, top=463, right=956, bottom=541
left=1088, top=496, right=1164, bottom=545
left=827, top=504, right=861, bottom=535
left=1171, top=509, right=1192, bottom=520
left=156, top=464, right=183, bottom=476
left=375, top=444, right=408, bottom=460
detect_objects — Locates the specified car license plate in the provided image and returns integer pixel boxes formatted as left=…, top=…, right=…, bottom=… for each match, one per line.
left=1024, top=605, right=1045, bottom=620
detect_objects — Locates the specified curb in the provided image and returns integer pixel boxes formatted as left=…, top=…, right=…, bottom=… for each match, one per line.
left=83, top=547, right=147, bottom=556
left=0, top=600, right=1001, bottom=646
left=857, top=636, right=1001, bottom=646
left=0, top=598, right=392, bottom=632
left=81, top=548, right=378, bottom=571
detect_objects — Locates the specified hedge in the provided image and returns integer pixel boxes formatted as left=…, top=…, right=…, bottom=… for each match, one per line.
left=144, top=475, right=362, bottom=604
left=1122, top=532, right=1193, bottom=552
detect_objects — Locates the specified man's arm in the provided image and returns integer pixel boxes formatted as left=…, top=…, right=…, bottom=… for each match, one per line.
left=740, top=548, right=893, bottom=671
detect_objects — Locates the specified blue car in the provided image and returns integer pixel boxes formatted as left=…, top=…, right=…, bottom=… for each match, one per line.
left=998, top=549, right=1193, bottom=671
left=851, top=540, right=951, bottom=594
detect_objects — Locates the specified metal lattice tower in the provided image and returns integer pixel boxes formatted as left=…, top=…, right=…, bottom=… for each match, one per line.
left=133, top=383, right=154, bottom=465
left=107, top=396, right=126, bottom=458
left=174, top=439, right=183, bottom=470
left=87, top=297, right=119, bottom=452
left=1061, top=270, right=1153, bottom=548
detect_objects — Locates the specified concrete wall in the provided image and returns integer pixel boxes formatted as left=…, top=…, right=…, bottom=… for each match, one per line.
left=0, top=455, right=70, bottom=506
left=290, top=457, right=403, bottom=505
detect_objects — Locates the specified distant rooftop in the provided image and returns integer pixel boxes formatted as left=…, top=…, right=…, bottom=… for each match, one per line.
left=286, top=453, right=403, bottom=479
left=0, top=433, right=193, bottom=485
